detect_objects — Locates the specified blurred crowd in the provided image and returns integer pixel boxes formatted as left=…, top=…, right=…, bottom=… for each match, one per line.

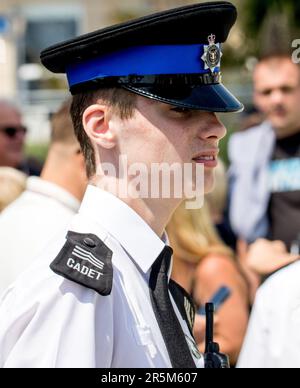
left=1, top=52, right=300, bottom=368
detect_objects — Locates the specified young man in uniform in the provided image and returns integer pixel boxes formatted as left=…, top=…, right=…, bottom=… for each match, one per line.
left=0, top=2, right=243, bottom=368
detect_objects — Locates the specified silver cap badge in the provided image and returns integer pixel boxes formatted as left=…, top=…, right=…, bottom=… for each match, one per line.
left=201, top=34, right=223, bottom=73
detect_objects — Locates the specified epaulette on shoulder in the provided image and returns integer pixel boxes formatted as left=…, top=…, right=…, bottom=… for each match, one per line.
left=50, top=231, right=113, bottom=296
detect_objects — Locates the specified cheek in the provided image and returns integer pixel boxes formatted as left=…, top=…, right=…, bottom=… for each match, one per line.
left=157, top=137, right=191, bottom=166
left=256, top=97, right=270, bottom=112
left=0, top=137, right=8, bottom=151
left=290, top=93, right=300, bottom=111
left=161, top=125, right=192, bottom=164
left=255, top=92, right=273, bottom=111
left=123, top=118, right=187, bottom=164
left=120, top=121, right=167, bottom=164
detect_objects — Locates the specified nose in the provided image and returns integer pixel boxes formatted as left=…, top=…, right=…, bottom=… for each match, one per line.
left=10, top=130, right=26, bottom=149
left=197, top=112, right=227, bottom=141
left=270, top=89, right=284, bottom=106
left=13, top=133, right=25, bottom=146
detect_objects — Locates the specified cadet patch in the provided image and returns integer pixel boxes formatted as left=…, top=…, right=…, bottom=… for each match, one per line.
left=50, top=231, right=113, bottom=296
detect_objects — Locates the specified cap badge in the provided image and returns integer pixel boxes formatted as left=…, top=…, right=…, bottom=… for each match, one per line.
left=201, top=34, right=223, bottom=73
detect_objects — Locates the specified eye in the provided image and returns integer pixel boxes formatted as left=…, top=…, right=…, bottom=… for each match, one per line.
left=260, top=89, right=272, bottom=96
left=281, top=86, right=294, bottom=94
left=171, top=107, right=192, bottom=114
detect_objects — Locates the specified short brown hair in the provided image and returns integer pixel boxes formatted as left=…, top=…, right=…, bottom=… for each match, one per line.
left=258, top=53, right=294, bottom=64
left=51, top=99, right=78, bottom=146
left=70, top=88, right=136, bottom=178
left=255, top=53, right=300, bottom=81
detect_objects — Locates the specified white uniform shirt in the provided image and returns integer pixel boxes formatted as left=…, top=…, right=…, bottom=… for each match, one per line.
left=238, top=261, right=300, bottom=368
left=0, top=185, right=203, bottom=368
left=0, top=177, right=80, bottom=294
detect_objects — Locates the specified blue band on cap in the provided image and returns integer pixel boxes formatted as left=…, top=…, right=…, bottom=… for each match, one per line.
left=66, top=44, right=221, bottom=87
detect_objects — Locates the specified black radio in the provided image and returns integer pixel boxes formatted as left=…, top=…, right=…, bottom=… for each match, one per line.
left=204, top=303, right=230, bottom=369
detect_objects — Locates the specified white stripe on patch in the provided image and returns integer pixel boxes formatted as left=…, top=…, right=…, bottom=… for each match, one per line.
left=72, top=246, right=105, bottom=270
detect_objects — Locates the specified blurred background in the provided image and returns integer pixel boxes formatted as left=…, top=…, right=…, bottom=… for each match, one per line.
left=0, top=0, right=300, bottom=163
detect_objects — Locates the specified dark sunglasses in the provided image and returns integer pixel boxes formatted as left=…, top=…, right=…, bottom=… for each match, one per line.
left=0, top=126, right=27, bottom=138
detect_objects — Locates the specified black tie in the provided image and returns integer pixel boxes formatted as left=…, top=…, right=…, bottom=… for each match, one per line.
left=149, top=246, right=196, bottom=368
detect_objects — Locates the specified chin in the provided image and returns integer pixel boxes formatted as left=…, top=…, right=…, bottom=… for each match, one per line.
left=189, top=167, right=215, bottom=199
left=204, top=169, right=216, bottom=194
left=270, top=118, right=289, bottom=131
left=8, top=151, right=23, bottom=165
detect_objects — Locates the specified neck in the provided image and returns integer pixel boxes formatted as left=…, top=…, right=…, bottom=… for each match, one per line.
left=91, top=175, right=181, bottom=237
left=41, top=150, right=83, bottom=202
left=274, top=125, right=300, bottom=140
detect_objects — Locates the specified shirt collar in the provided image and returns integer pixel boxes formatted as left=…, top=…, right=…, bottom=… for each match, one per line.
left=26, top=177, right=80, bottom=213
left=79, top=185, right=166, bottom=274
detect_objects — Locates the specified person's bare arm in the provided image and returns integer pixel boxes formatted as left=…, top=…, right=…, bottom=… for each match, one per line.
left=246, top=239, right=299, bottom=276
left=237, top=239, right=261, bottom=304
left=193, top=254, right=249, bottom=365
left=237, top=239, right=299, bottom=305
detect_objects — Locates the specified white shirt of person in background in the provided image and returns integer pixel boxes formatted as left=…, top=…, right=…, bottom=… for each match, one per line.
left=0, top=176, right=80, bottom=295
left=0, top=99, right=87, bottom=295
left=238, top=260, right=300, bottom=368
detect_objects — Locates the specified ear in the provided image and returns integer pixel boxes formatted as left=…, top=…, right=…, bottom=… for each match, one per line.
left=82, top=104, right=116, bottom=149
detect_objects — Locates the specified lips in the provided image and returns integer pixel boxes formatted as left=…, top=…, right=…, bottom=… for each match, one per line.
left=192, top=150, right=219, bottom=167
left=193, top=155, right=216, bottom=162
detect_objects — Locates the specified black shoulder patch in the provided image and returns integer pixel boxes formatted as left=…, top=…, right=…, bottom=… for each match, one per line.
left=50, top=231, right=113, bottom=296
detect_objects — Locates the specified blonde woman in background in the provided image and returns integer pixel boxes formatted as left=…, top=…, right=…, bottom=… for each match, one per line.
left=167, top=161, right=249, bottom=365
left=206, top=157, right=237, bottom=250
left=0, top=168, right=26, bottom=212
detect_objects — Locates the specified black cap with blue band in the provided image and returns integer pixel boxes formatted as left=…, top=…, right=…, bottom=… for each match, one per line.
left=41, top=1, right=244, bottom=113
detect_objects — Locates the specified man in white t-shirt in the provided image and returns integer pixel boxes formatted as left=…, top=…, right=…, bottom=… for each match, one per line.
left=0, top=101, right=87, bottom=294
left=238, top=260, right=300, bottom=368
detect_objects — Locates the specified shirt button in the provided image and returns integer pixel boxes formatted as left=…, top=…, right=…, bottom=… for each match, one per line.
left=83, top=237, right=96, bottom=248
